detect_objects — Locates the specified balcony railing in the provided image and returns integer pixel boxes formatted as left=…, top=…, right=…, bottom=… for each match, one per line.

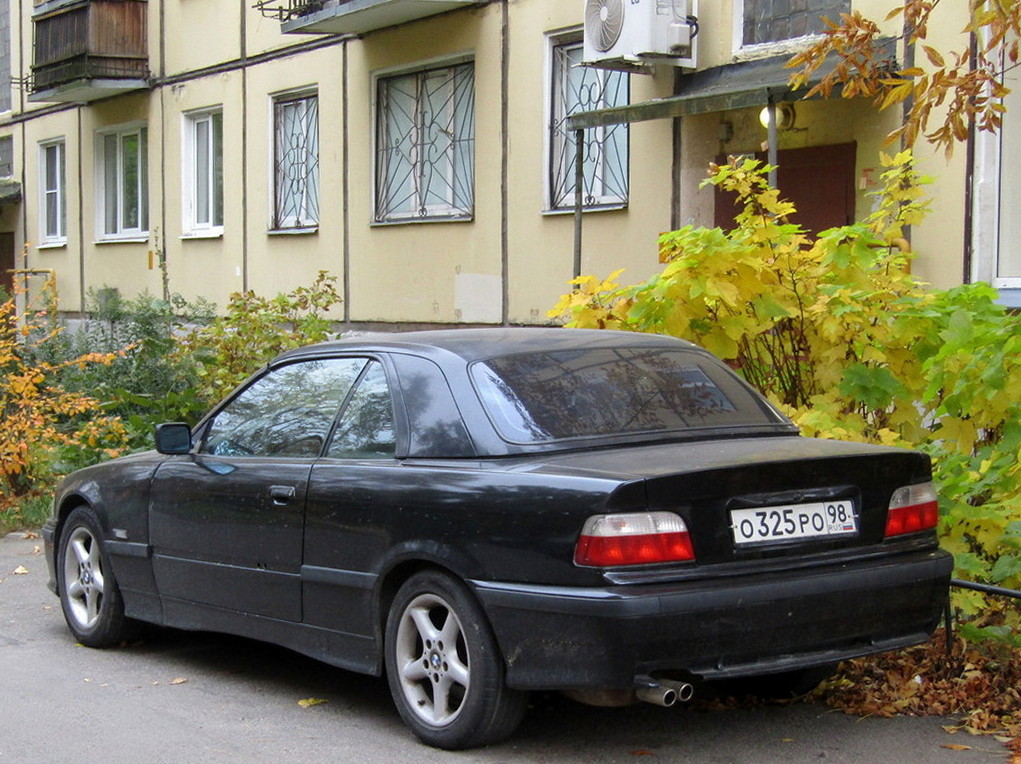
left=254, top=0, right=480, bottom=36
left=31, top=0, right=149, bottom=102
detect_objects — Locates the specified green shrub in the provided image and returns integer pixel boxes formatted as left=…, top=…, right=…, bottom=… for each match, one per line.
left=174, top=270, right=342, bottom=406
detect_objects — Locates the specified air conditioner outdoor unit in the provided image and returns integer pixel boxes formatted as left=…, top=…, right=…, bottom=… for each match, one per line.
left=583, top=0, right=697, bottom=71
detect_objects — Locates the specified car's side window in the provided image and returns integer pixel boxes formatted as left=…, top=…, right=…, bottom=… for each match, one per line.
left=202, top=358, right=367, bottom=458
left=326, top=360, right=396, bottom=459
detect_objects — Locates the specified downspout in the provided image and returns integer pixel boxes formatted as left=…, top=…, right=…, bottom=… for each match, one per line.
left=765, top=98, right=778, bottom=188
left=77, top=107, right=84, bottom=311
left=342, top=41, right=350, bottom=322
left=962, top=31, right=978, bottom=284
left=240, top=0, right=249, bottom=291
left=573, top=127, right=583, bottom=278
left=500, top=0, right=509, bottom=323
left=671, top=66, right=683, bottom=231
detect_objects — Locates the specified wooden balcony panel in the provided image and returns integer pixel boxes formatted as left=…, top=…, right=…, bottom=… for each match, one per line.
left=31, top=0, right=149, bottom=99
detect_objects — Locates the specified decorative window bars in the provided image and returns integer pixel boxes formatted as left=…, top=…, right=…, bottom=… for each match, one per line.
left=375, top=62, right=474, bottom=222
left=273, top=93, right=319, bottom=229
left=549, top=40, right=628, bottom=210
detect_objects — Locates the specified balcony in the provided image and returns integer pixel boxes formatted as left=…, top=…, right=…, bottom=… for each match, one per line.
left=30, top=0, right=149, bottom=103
left=254, top=0, right=479, bottom=36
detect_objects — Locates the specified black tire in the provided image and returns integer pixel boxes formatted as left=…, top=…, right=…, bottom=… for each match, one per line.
left=384, top=570, right=527, bottom=749
left=56, top=505, right=137, bottom=648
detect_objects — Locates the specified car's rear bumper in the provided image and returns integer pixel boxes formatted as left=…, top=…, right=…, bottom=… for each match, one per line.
left=471, top=548, right=953, bottom=690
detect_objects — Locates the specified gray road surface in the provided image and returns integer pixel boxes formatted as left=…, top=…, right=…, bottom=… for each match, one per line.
left=0, top=531, right=1007, bottom=763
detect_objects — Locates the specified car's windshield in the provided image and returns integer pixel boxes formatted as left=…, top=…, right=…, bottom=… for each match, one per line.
left=471, top=347, right=783, bottom=443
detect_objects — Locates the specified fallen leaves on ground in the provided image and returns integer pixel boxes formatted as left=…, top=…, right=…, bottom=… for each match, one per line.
left=297, top=697, right=328, bottom=708
left=13, top=565, right=28, bottom=575
left=817, top=629, right=1021, bottom=756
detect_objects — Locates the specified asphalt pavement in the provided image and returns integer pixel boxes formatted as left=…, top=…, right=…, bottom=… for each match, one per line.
left=0, top=531, right=1007, bottom=763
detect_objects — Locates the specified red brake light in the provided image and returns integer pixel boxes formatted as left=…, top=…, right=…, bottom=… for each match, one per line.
left=884, top=482, right=939, bottom=538
left=574, top=512, right=695, bottom=567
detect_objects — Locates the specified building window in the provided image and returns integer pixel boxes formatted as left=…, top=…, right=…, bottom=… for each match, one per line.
left=0, top=0, right=10, bottom=113
left=273, top=92, right=319, bottom=229
left=40, top=140, right=66, bottom=243
left=741, top=0, right=850, bottom=47
left=972, top=56, right=1021, bottom=302
left=548, top=35, right=629, bottom=210
left=0, top=136, right=13, bottom=178
left=98, top=125, right=148, bottom=238
left=183, top=109, right=223, bottom=234
left=375, top=61, right=474, bottom=222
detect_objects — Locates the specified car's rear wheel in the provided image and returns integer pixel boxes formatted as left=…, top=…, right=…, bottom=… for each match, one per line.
left=57, top=506, right=136, bottom=648
left=384, top=570, right=527, bottom=749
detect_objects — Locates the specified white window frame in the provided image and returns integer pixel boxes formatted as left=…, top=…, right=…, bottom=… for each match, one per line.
left=39, top=138, right=66, bottom=245
left=271, top=90, right=319, bottom=230
left=182, top=108, right=224, bottom=236
left=545, top=30, right=629, bottom=212
left=96, top=123, right=149, bottom=241
left=373, top=57, right=475, bottom=223
left=971, top=44, right=1021, bottom=302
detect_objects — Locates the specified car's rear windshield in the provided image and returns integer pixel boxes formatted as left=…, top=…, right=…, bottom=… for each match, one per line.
left=470, top=347, right=783, bottom=444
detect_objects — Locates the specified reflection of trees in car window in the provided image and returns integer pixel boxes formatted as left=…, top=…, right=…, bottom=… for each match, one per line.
left=474, top=348, right=763, bottom=443
left=203, top=358, right=367, bottom=457
left=327, top=361, right=396, bottom=459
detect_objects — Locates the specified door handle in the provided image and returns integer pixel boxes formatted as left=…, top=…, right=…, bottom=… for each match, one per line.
left=269, top=485, right=297, bottom=504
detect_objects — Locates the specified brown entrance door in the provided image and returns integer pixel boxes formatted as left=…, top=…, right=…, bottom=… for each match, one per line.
left=0, top=233, right=14, bottom=296
left=714, top=143, right=857, bottom=237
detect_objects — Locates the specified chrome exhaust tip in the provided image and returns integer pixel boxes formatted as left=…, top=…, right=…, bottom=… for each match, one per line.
left=635, top=683, right=678, bottom=707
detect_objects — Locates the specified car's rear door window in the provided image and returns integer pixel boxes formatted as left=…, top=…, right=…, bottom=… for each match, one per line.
left=326, top=360, right=396, bottom=459
left=471, top=347, right=780, bottom=443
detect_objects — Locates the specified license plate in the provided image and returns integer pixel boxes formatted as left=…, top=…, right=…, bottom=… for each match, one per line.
left=731, top=500, right=857, bottom=546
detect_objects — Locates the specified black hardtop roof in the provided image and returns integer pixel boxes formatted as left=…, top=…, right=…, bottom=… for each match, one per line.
left=273, top=327, right=700, bottom=366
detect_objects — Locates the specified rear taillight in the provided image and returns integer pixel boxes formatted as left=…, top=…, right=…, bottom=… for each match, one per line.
left=884, top=482, right=939, bottom=538
left=574, top=511, right=695, bottom=567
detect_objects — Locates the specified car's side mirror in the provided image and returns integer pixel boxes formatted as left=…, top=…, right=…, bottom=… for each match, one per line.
left=155, top=422, right=193, bottom=455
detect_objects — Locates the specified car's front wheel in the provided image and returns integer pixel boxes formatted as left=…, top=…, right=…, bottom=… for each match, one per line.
left=384, top=570, right=527, bottom=749
left=57, top=505, right=136, bottom=648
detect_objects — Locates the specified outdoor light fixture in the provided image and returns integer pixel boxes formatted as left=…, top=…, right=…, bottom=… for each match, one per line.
left=759, top=102, right=796, bottom=130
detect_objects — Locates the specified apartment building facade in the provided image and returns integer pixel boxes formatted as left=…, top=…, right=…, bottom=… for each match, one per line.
left=0, top=0, right=1012, bottom=323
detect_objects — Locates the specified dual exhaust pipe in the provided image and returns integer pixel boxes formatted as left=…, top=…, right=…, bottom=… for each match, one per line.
left=634, top=675, right=695, bottom=707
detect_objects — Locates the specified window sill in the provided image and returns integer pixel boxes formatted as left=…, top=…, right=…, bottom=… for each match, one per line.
left=180, top=230, right=224, bottom=241
left=268, top=226, right=318, bottom=236
left=994, top=288, right=1021, bottom=309
left=370, top=215, right=474, bottom=227
left=731, top=36, right=823, bottom=62
left=542, top=204, right=627, bottom=216
left=94, top=236, right=150, bottom=245
left=37, top=240, right=67, bottom=250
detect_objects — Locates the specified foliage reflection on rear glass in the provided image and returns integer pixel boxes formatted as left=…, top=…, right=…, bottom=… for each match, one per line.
left=472, top=348, right=773, bottom=443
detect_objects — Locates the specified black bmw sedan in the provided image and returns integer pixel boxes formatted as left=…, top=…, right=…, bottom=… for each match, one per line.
left=43, top=328, right=952, bottom=749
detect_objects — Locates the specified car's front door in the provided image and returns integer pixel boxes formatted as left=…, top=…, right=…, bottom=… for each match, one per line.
left=149, top=357, right=368, bottom=621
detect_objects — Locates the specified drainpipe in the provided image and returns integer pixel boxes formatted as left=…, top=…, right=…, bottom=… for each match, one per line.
left=765, top=98, right=778, bottom=188
left=573, top=127, right=584, bottom=278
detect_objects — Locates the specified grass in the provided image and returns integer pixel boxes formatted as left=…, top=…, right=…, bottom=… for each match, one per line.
left=0, top=493, right=52, bottom=535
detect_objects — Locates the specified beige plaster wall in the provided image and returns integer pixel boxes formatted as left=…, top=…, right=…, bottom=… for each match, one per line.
left=345, top=6, right=504, bottom=324
left=159, top=72, right=245, bottom=306
left=244, top=45, right=348, bottom=303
